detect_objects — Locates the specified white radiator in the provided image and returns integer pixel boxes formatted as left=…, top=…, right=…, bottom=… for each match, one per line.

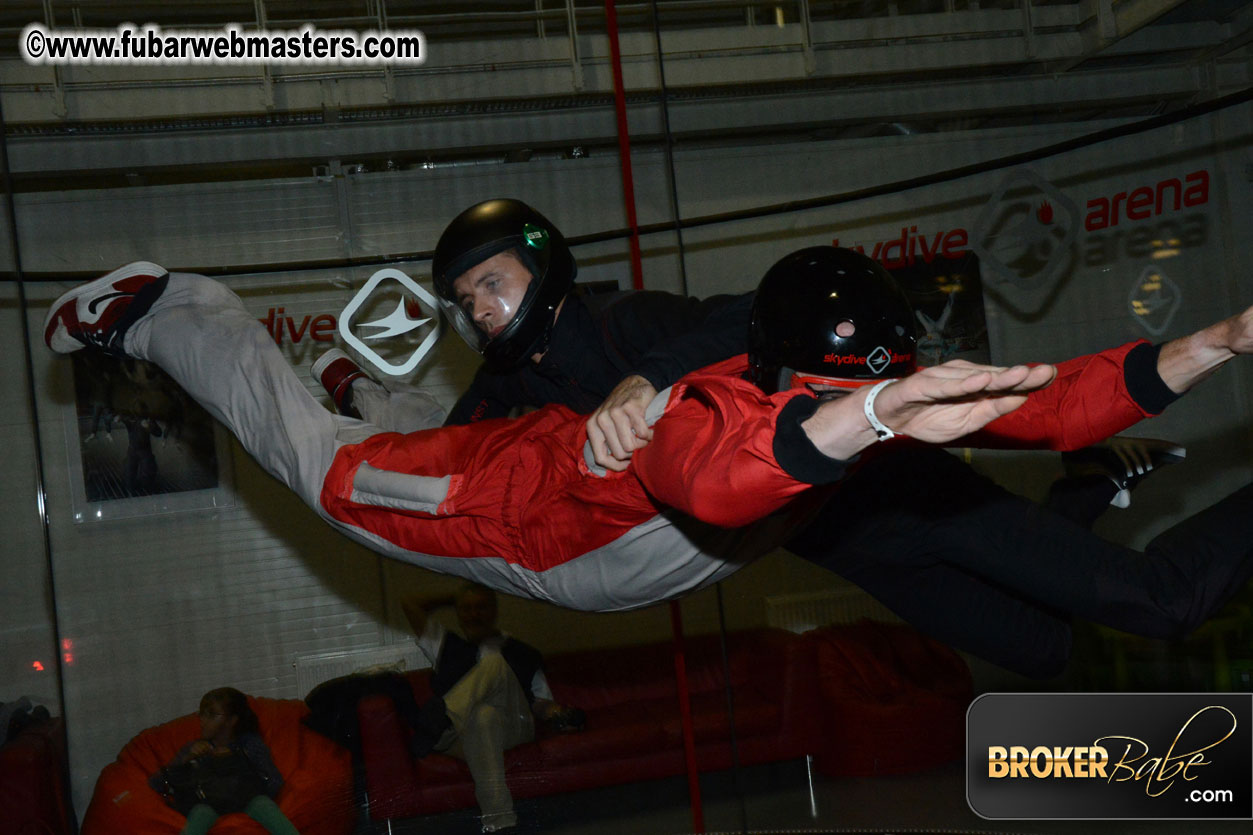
left=292, top=643, right=426, bottom=699
left=764, top=587, right=901, bottom=634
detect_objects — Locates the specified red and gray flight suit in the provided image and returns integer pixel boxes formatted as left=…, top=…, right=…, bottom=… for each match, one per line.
left=124, top=271, right=1253, bottom=676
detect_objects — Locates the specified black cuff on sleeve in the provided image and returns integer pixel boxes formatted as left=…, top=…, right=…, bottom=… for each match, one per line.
left=1124, top=342, right=1181, bottom=415
left=773, top=394, right=856, bottom=485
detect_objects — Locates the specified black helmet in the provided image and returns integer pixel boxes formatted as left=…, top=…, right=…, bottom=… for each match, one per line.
left=748, top=246, right=917, bottom=394
left=432, top=198, right=577, bottom=369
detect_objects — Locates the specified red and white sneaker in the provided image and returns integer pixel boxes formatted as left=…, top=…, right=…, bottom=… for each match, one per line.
left=43, top=261, right=170, bottom=356
left=311, top=348, right=370, bottom=419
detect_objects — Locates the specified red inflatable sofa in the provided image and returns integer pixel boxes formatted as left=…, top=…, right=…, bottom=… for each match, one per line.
left=356, top=628, right=821, bottom=825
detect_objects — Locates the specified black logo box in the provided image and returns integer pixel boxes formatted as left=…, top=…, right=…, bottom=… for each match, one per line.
left=967, top=693, right=1252, bottom=820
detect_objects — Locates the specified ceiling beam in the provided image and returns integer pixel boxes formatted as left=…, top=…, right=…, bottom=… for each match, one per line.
left=1045, top=0, right=1193, bottom=74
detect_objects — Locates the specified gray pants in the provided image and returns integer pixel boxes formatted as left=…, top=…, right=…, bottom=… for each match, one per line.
left=352, top=377, right=446, bottom=434
left=123, top=272, right=443, bottom=519
left=437, top=654, right=535, bottom=831
left=124, top=274, right=533, bottom=829
left=114, top=270, right=792, bottom=611
left=125, top=273, right=370, bottom=508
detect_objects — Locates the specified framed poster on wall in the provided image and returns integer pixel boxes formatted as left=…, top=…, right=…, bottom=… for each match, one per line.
left=61, top=351, right=234, bottom=522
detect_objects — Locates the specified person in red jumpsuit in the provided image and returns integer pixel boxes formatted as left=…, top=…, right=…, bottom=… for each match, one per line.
left=687, top=246, right=1253, bottom=676
left=42, top=260, right=1048, bottom=604
left=43, top=250, right=1253, bottom=676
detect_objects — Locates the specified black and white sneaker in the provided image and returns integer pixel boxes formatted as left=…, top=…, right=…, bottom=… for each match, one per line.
left=1062, top=437, right=1186, bottom=508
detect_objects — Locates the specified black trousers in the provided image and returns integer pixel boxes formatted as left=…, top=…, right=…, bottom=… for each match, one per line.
left=787, top=446, right=1253, bottom=678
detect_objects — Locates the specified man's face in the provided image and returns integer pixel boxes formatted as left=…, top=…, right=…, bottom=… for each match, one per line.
left=455, top=589, right=499, bottom=644
left=450, top=250, right=533, bottom=339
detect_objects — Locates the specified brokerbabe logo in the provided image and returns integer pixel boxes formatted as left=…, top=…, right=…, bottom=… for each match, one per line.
left=967, top=693, right=1252, bottom=820
left=338, top=268, right=442, bottom=376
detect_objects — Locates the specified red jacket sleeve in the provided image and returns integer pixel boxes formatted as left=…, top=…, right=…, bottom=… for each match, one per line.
left=631, top=375, right=821, bottom=528
left=961, top=340, right=1157, bottom=450
left=635, top=340, right=1166, bottom=526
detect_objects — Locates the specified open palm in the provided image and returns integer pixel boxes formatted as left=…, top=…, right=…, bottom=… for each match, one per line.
left=878, top=360, right=1057, bottom=443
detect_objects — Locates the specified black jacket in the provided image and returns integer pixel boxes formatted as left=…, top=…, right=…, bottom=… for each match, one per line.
left=445, top=289, right=755, bottom=425
left=431, top=634, right=544, bottom=705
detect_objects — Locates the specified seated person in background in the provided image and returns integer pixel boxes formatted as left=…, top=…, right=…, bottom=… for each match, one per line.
left=149, top=687, right=297, bottom=835
left=403, top=583, right=583, bottom=833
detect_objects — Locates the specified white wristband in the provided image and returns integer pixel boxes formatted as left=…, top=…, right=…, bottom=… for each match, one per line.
left=863, top=379, right=899, bottom=442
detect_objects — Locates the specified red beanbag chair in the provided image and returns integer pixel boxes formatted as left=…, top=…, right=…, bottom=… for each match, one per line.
left=81, top=697, right=355, bottom=835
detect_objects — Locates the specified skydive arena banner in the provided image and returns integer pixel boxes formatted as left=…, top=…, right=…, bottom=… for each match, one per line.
left=967, top=693, right=1252, bottom=820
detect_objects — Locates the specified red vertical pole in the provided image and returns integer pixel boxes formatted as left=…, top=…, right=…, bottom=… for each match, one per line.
left=606, top=3, right=698, bottom=826
left=670, top=600, right=705, bottom=833
left=603, top=0, right=645, bottom=291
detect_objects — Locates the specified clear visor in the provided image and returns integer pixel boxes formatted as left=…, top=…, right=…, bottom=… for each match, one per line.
left=437, top=275, right=527, bottom=355
left=437, top=298, right=480, bottom=352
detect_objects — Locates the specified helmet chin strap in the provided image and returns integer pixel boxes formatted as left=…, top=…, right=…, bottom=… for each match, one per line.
left=536, top=296, right=569, bottom=356
left=527, top=305, right=559, bottom=360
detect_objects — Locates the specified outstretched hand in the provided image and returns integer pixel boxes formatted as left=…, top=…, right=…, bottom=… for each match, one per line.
left=803, top=359, right=1057, bottom=460
left=873, top=360, right=1058, bottom=443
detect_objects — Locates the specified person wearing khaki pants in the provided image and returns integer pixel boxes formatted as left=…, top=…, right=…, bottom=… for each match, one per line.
left=404, top=585, right=583, bottom=833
